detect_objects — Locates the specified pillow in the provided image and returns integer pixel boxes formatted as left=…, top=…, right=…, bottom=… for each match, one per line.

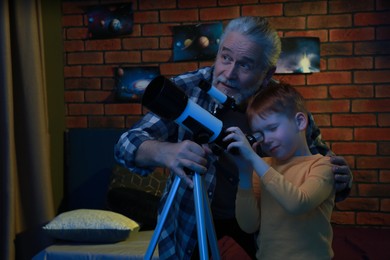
left=43, top=209, right=140, bottom=243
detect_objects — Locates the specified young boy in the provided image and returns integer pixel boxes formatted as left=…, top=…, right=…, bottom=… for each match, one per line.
left=223, top=82, right=335, bottom=259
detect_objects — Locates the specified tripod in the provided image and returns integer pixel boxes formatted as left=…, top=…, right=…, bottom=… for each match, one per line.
left=144, top=171, right=221, bottom=260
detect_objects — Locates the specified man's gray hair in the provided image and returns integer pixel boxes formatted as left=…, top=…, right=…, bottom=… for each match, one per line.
left=220, top=16, right=281, bottom=70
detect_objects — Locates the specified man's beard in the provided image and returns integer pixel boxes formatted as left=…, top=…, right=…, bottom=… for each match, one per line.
left=212, top=75, right=263, bottom=104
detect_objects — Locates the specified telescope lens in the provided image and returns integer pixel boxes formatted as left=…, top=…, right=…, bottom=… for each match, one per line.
left=142, top=76, right=188, bottom=120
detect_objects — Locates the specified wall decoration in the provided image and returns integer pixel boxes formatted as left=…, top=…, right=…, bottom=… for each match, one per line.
left=115, top=67, right=160, bottom=102
left=173, top=22, right=223, bottom=62
left=86, top=3, right=133, bottom=39
left=276, top=37, right=320, bottom=74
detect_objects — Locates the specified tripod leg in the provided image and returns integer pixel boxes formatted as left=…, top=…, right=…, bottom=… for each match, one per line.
left=193, top=172, right=209, bottom=259
left=202, top=184, right=221, bottom=260
left=145, top=175, right=181, bottom=260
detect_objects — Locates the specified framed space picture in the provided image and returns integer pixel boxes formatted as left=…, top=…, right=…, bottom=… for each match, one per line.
left=173, top=22, right=223, bottom=62
left=276, top=37, right=320, bottom=74
left=86, top=3, right=133, bottom=39
left=115, top=67, right=160, bottom=102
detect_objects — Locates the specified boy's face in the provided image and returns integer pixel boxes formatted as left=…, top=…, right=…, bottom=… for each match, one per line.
left=213, top=31, right=268, bottom=104
left=250, top=111, right=304, bottom=161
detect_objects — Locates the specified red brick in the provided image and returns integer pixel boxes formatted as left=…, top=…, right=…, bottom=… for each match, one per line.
left=159, top=62, right=199, bottom=76
left=377, top=27, right=390, bottom=40
left=64, top=66, right=82, bottom=78
left=308, top=14, right=352, bottom=29
left=82, top=65, right=115, bottom=77
left=329, top=85, right=373, bottom=99
left=332, top=142, right=377, bottom=155
left=359, top=183, right=390, bottom=196
left=160, top=37, right=173, bottom=49
left=88, top=116, right=125, bottom=128
left=142, top=50, right=172, bottom=62
left=139, top=0, right=176, bottom=10
left=376, top=57, right=390, bottom=69
left=377, top=85, right=390, bottom=98
left=332, top=114, right=376, bottom=127
left=285, top=1, right=327, bottom=16
left=67, top=52, right=103, bottom=65
left=241, top=4, right=283, bottom=17
left=336, top=198, right=379, bottom=211
left=85, top=39, right=121, bottom=51
left=273, top=74, right=306, bottom=85
left=312, top=114, right=331, bottom=127
left=379, top=114, right=390, bottom=126
left=295, top=86, right=328, bottom=99
left=64, top=40, right=84, bottom=52
left=328, top=57, right=373, bottom=70
left=330, top=28, right=375, bottom=42
left=306, top=100, right=350, bottom=113
left=354, top=12, right=390, bottom=26
left=284, top=30, right=328, bottom=42
left=377, top=0, right=390, bottom=10
left=355, top=128, right=390, bottom=141
left=307, top=72, right=351, bottom=85
left=352, top=170, right=379, bottom=182
left=357, top=212, right=390, bottom=225
left=102, top=78, right=115, bottom=91
left=66, top=116, right=87, bottom=128
left=143, top=24, right=174, bottom=36
left=105, top=103, right=142, bottom=115
left=65, top=91, right=84, bottom=103
left=62, top=15, right=84, bottom=27
left=105, top=51, right=141, bottom=63
left=381, top=199, right=390, bottom=212
left=126, top=116, right=143, bottom=128
left=379, top=142, right=390, bottom=155
left=354, top=71, right=390, bottom=84
left=66, top=28, right=88, bottom=40
left=355, top=41, right=390, bottom=55
left=200, top=7, right=240, bottom=21
left=320, top=128, right=353, bottom=141
left=123, top=38, right=159, bottom=50
left=65, top=78, right=101, bottom=90
left=268, top=17, right=306, bottom=30
left=353, top=99, right=390, bottom=112
left=85, top=91, right=113, bottom=103
left=329, top=0, right=374, bottom=14
left=380, top=170, right=390, bottom=182
left=357, top=157, right=390, bottom=169
left=321, top=43, right=353, bottom=56
left=178, top=0, right=216, bottom=8
left=330, top=211, right=356, bottom=225
left=68, top=104, right=104, bottom=115
left=161, top=9, right=199, bottom=22
left=133, top=11, right=159, bottom=23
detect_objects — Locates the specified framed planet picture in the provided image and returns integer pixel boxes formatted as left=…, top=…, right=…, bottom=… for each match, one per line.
left=276, top=37, right=320, bottom=74
left=173, top=22, right=223, bottom=62
left=115, top=67, right=160, bottom=102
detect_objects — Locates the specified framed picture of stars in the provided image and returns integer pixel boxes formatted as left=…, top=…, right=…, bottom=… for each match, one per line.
left=115, top=66, right=160, bottom=102
left=173, top=22, right=223, bottom=62
left=85, top=3, right=133, bottom=39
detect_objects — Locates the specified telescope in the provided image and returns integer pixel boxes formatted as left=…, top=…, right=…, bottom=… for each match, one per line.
left=141, top=75, right=262, bottom=153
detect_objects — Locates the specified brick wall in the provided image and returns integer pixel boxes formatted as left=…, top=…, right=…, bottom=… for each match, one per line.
left=62, top=0, right=390, bottom=227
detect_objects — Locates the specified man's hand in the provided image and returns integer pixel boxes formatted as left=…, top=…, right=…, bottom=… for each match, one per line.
left=330, top=156, right=353, bottom=202
left=161, top=140, right=208, bottom=188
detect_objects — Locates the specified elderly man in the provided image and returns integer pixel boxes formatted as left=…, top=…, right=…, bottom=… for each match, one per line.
left=115, top=16, right=352, bottom=259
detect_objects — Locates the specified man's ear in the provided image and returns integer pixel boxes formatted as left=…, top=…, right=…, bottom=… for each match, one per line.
left=261, top=66, right=277, bottom=88
left=295, top=112, right=308, bottom=131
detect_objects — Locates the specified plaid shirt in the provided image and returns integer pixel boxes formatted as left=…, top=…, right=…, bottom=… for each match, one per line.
left=114, top=66, right=331, bottom=259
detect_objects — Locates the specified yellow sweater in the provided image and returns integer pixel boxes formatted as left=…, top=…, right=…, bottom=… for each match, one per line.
left=236, top=154, right=335, bottom=260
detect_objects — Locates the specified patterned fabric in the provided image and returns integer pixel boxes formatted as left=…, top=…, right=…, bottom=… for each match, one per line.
left=114, top=66, right=331, bottom=259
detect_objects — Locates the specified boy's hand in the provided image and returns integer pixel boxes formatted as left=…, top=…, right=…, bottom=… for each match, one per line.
left=330, top=156, right=353, bottom=202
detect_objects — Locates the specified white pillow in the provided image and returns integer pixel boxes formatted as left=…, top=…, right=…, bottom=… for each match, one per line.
left=43, top=209, right=140, bottom=243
